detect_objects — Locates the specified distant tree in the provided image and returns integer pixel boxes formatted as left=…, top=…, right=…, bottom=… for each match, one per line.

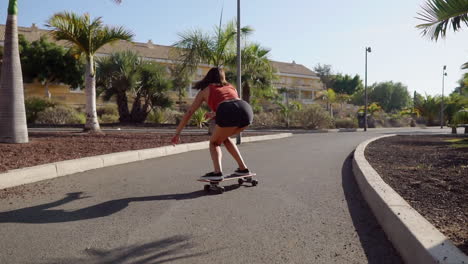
left=415, top=95, right=441, bottom=125
left=416, top=0, right=468, bottom=41
left=452, top=73, right=468, bottom=96
left=331, top=74, right=363, bottom=95
left=314, top=64, right=334, bottom=90
left=275, top=87, right=302, bottom=128
left=444, top=93, right=467, bottom=124
left=19, top=35, right=84, bottom=98
left=369, top=81, right=411, bottom=112
left=169, top=64, right=191, bottom=112
left=316, top=88, right=337, bottom=117
left=47, top=12, right=134, bottom=132
left=173, top=20, right=252, bottom=75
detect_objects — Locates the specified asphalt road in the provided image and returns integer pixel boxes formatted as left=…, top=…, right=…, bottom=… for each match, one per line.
left=0, top=127, right=457, bottom=263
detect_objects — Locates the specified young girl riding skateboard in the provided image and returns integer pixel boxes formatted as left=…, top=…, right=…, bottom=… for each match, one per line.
left=171, top=67, right=254, bottom=181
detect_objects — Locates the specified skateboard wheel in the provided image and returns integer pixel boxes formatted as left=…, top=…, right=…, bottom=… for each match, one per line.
left=238, top=178, right=244, bottom=185
left=218, top=186, right=225, bottom=194
left=252, top=180, right=258, bottom=186
left=245, top=177, right=252, bottom=183
left=204, top=185, right=211, bottom=192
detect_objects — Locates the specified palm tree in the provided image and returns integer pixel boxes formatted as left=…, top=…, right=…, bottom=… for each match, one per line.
left=47, top=12, right=133, bottom=132
left=97, top=51, right=140, bottom=123
left=97, top=51, right=172, bottom=123
left=416, top=0, right=468, bottom=41
left=0, top=0, right=28, bottom=143
left=226, top=43, right=276, bottom=103
left=173, top=20, right=253, bottom=76
left=317, top=88, right=337, bottom=118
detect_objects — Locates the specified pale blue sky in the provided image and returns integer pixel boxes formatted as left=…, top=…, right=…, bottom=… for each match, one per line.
left=1, top=0, right=467, bottom=96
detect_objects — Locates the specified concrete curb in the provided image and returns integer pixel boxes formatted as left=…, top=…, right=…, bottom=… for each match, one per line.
left=352, top=134, right=468, bottom=264
left=0, top=133, right=292, bottom=190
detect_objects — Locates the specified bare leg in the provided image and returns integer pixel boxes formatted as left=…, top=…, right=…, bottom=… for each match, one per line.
left=223, top=127, right=249, bottom=170
left=209, top=125, right=239, bottom=173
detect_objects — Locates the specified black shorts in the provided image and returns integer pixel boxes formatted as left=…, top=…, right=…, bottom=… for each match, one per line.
left=215, top=100, right=254, bottom=128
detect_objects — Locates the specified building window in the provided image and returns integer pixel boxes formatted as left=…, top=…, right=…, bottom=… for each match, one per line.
left=301, top=90, right=313, bottom=100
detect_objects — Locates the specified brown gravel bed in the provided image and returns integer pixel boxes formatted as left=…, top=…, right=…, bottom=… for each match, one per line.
left=365, top=135, right=468, bottom=255
left=0, top=132, right=268, bottom=173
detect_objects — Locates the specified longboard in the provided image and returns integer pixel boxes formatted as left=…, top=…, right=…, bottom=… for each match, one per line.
left=197, top=173, right=258, bottom=194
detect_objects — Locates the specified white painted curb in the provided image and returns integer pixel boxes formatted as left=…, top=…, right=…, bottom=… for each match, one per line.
left=352, top=134, right=468, bottom=264
left=0, top=133, right=292, bottom=190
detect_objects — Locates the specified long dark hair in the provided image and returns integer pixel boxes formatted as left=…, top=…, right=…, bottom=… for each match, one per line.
left=193, top=67, right=229, bottom=90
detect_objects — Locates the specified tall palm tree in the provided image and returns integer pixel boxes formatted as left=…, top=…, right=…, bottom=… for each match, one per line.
left=47, top=12, right=133, bottom=132
left=416, top=0, right=468, bottom=41
left=0, top=0, right=28, bottom=143
left=173, top=20, right=253, bottom=76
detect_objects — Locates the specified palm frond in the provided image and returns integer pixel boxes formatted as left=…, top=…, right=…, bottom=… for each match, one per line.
left=173, top=29, right=213, bottom=73
left=47, top=12, right=133, bottom=56
left=91, top=25, right=134, bottom=54
left=416, top=0, right=468, bottom=41
left=47, top=12, right=90, bottom=54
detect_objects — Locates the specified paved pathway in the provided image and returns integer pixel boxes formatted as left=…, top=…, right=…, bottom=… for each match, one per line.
left=0, top=127, right=455, bottom=263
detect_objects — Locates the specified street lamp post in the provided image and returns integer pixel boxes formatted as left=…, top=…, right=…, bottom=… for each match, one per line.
left=364, top=47, right=371, bottom=132
left=236, top=0, right=242, bottom=144
left=440, top=65, right=447, bottom=128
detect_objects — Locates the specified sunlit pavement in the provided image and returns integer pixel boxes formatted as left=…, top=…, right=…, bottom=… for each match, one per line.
left=0, top=127, right=460, bottom=263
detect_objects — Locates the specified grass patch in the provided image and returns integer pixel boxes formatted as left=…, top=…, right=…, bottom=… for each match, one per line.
left=445, top=138, right=468, bottom=148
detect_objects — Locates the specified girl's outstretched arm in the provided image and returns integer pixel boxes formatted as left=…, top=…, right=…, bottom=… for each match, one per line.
left=172, top=90, right=205, bottom=145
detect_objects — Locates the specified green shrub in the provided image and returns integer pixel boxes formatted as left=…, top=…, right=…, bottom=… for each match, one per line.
left=100, top=114, right=119, bottom=123
left=146, top=109, right=184, bottom=124
left=334, top=118, right=357, bottom=128
left=388, top=114, right=412, bottom=127
left=147, top=108, right=166, bottom=124
left=168, top=109, right=184, bottom=124
left=36, top=105, right=83, bottom=124
left=97, top=104, right=118, bottom=117
left=25, top=97, right=56, bottom=123
left=453, top=109, right=468, bottom=125
left=190, top=108, right=208, bottom=128
left=251, top=111, right=283, bottom=128
left=291, top=104, right=333, bottom=129
left=75, top=112, right=86, bottom=124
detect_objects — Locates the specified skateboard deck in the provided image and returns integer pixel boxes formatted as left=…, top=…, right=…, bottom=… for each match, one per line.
left=197, top=173, right=258, bottom=194
left=197, top=173, right=257, bottom=183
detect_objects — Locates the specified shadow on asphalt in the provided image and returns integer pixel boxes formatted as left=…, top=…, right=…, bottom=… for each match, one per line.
left=0, top=184, right=242, bottom=224
left=39, top=235, right=213, bottom=264
left=341, top=153, right=403, bottom=264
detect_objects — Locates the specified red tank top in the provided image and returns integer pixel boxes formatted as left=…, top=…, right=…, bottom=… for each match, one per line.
left=207, top=84, right=239, bottom=111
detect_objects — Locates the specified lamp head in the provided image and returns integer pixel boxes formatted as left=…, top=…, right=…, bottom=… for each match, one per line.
left=443, top=65, right=447, bottom=70
left=366, top=47, right=372, bottom=53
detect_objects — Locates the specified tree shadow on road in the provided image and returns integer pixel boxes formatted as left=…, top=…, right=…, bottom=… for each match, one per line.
left=341, top=152, right=403, bottom=264
left=40, top=235, right=214, bottom=264
left=0, top=184, right=240, bottom=224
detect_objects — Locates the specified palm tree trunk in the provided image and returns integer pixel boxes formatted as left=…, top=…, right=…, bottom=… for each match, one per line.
left=116, top=91, right=131, bottom=123
left=242, top=82, right=251, bottom=103
left=0, top=1, right=29, bottom=143
left=84, top=55, right=101, bottom=132
left=44, top=81, right=51, bottom=99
